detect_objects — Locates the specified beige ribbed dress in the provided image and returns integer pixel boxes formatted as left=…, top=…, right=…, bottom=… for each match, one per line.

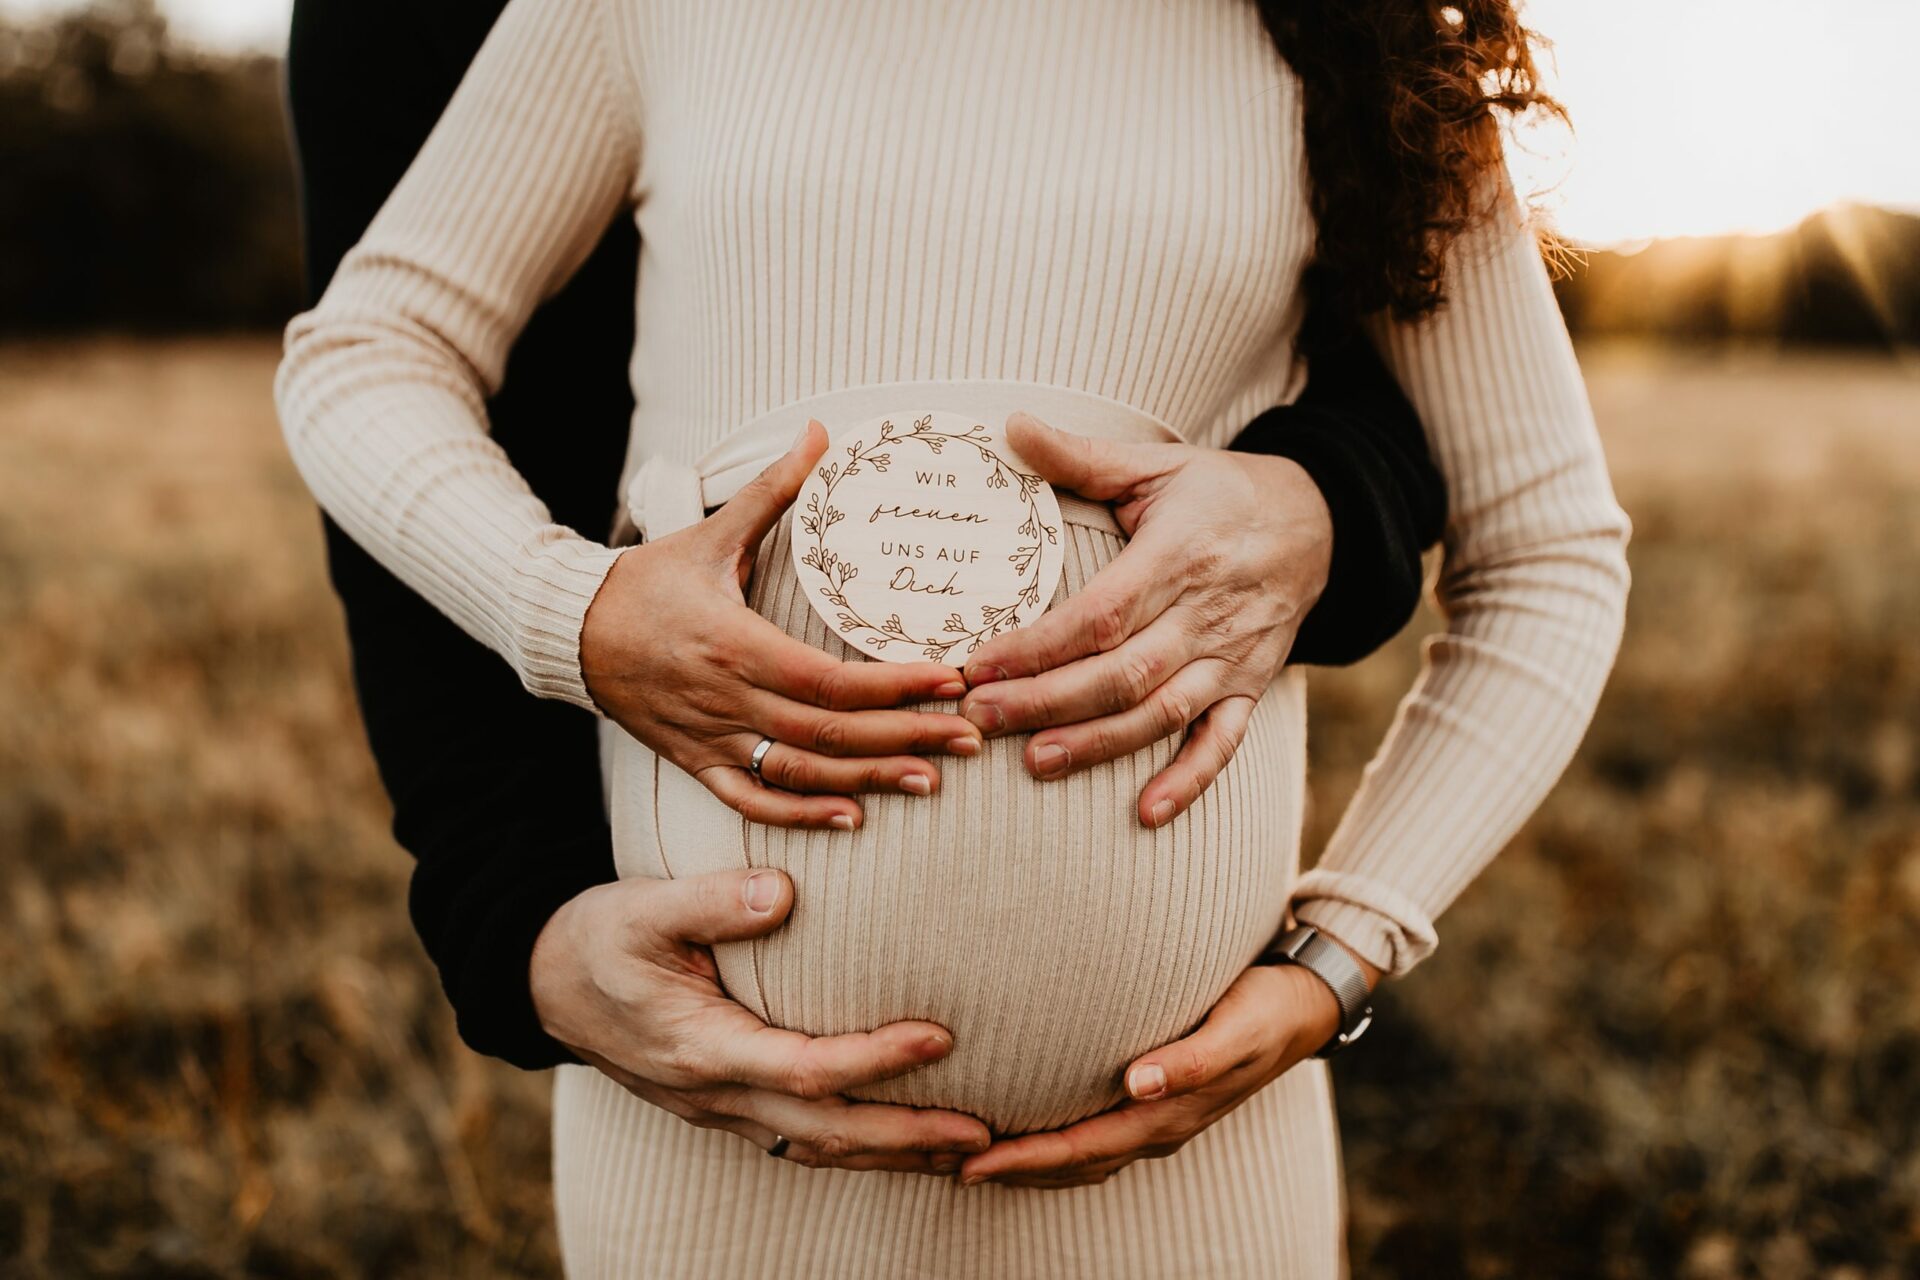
left=275, top=0, right=1633, bottom=1274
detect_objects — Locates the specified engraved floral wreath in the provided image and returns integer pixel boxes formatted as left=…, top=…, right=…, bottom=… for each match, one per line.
left=797, top=414, right=1059, bottom=661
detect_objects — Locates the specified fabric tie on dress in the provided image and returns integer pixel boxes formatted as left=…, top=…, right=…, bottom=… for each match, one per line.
left=616, top=380, right=1186, bottom=545
left=620, top=409, right=809, bottom=543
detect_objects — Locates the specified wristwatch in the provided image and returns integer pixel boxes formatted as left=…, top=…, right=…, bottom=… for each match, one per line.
left=1257, top=924, right=1374, bottom=1057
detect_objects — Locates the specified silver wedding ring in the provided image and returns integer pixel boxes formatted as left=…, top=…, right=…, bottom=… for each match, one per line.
left=767, top=1135, right=791, bottom=1159
left=749, top=736, right=776, bottom=783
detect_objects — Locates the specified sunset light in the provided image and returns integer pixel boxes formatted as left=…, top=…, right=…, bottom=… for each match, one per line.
left=5, top=0, right=1916, bottom=1270
left=5, top=0, right=1918, bottom=246
left=1512, top=0, right=1920, bottom=244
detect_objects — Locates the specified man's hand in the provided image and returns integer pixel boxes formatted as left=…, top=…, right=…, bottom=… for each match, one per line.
left=957, top=948, right=1377, bottom=1188
left=531, top=867, right=992, bottom=1172
left=959, top=412, right=1332, bottom=828
left=582, top=420, right=984, bottom=833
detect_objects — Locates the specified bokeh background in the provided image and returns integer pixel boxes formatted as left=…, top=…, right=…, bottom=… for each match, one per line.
left=2, top=1, right=1917, bottom=1276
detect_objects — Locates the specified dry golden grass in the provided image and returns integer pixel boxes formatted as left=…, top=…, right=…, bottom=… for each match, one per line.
left=1, top=338, right=1915, bottom=1278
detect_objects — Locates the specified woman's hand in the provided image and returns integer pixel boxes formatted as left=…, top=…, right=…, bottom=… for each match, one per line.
left=532, top=867, right=993, bottom=1173
left=959, top=413, right=1333, bottom=827
left=956, top=951, right=1373, bottom=1188
left=582, top=420, right=984, bottom=831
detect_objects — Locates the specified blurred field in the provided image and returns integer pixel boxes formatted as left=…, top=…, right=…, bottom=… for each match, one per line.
left=1, top=338, right=1915, bottom=1278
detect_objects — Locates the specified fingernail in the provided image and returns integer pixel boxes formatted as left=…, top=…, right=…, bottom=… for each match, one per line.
left=902, top=773, right=932, bottom=796
left=920, top=1030, right=952, bottom=1056
left=830, top=813, right=857, bottom=832
left=1128, top=1063, right=1168, bottom=1100
left=934, top=680, right=967, bottom=699
left=742, top=872, right=781, bottom=914
left=947, top=735, right=982, bottom=757
left=966, top=664, right=1007, bottom=686
left=932, top=1155, right=963, bottom=1174
left=1148, top=799, right=1175, bottom=827
left=1031, top=743, right=1069, bottom=778
left=792, top=420, right=818, bottom=450
left=965, top=702, right=1005, bottom=735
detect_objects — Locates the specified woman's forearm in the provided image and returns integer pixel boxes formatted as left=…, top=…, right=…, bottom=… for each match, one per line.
left=276, top=0, right=639, bottom=709
left=1291, top=194, right=1632, bottom=976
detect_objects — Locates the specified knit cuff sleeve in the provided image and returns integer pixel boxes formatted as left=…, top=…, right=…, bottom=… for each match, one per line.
left=506, top=535, right=627, bottom=712
left=1289, top=867, right=1440, bottom=977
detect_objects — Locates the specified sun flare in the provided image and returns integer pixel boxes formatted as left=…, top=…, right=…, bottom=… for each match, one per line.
left=1512, top=0, right=1920, bottom=245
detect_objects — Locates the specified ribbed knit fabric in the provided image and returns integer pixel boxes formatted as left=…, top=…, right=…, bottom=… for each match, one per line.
left=274, top=0, right=1631, bottom=1272
left=552, top=1057, right=1343, bottom=1279
left=604, top=492, right=1306, bottom=1136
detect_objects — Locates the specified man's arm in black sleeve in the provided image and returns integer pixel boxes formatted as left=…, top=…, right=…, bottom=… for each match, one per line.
left=285, top=0, right=633, bottom=1069
left=1229, top=315, right=1448, bottom=666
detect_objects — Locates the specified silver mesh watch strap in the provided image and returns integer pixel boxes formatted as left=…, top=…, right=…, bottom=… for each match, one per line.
left=1259, top=925, right=1375, bottom=1057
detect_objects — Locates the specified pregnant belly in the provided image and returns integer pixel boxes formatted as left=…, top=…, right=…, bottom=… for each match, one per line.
left=604, top=503, right=1306, bottom=1135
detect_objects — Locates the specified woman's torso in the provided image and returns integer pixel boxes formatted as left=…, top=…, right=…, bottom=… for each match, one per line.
left=600, top=0, right=1320, bottom=1133
left=605, top=503, right=1307, bottom=1133
left=612, top=0, right=1316, bottom=494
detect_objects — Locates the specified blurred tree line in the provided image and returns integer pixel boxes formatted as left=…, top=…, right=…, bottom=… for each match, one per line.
left=0, top=0, right=299, bottom=333
left=1554, top=204, right=1920, bottom=352
left=2, top=1, right=1915, bottom=346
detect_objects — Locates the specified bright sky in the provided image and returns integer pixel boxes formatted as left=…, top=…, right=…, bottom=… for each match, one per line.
left=6, top=0, right=1918, bottom=245
left=1, top=0, right=286, bottom=52
left=1516, top=0, right=1920, bottom=243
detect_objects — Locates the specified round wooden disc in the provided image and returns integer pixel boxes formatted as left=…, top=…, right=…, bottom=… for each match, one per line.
left=788, top=410, right=1067, bottom=664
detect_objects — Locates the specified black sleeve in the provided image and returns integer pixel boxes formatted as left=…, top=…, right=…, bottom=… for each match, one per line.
left=286, top=0, right=634, bottom=1070
left=1228, top=316, right=1448, bottom=666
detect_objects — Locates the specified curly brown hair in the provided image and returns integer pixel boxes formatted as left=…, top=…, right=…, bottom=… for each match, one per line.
left=1254, top=1, right=1565, bottom=326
